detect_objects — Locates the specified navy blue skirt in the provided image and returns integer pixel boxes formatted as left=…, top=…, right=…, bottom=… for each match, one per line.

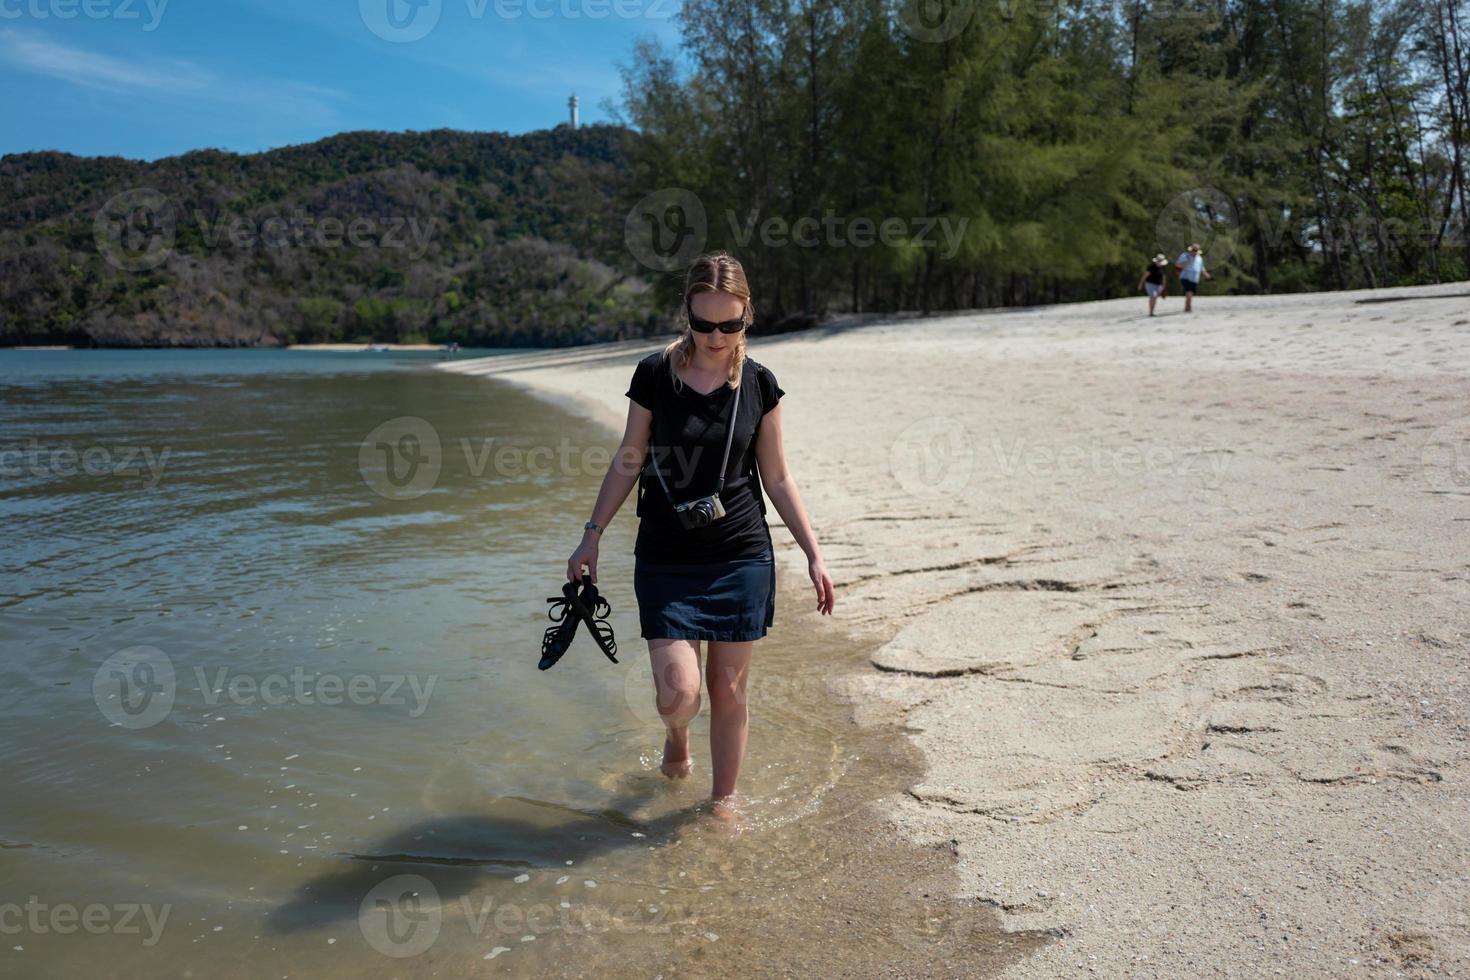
left=633, top=550, right=775, bottom=642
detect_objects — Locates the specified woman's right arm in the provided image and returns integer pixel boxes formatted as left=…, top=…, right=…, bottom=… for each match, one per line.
left=567, top=400, right=652, bottom=584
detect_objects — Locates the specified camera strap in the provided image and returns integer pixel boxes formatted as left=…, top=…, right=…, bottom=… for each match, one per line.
left=649, top=371, right=741, bottom=505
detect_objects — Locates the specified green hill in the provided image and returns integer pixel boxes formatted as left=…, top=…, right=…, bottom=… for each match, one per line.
left=0, top=125, right=664, bottom=348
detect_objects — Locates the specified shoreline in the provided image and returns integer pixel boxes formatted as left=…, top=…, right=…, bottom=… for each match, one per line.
left=439, top=282, right=1470, bottom=976
left=1, top=344, right=456, bottom=352
left=286, top=342, right=453, bottom=351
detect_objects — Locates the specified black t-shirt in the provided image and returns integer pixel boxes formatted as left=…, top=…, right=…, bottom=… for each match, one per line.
left=624, top=350, right=785, bottom=563
left=1145, top=264, right=1165, bottom=284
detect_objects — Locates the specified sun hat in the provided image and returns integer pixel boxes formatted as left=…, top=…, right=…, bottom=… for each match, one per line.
left=1151, top=253, right=1167, bottom=266
left=1188, top=242, right=1201, bottom=252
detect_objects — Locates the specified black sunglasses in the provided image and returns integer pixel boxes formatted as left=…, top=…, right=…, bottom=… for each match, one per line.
left=686, top=298, right=747, bottom=334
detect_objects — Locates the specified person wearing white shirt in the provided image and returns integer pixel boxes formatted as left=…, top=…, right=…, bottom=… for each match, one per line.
left=1173, top=243, right=1212, bottom=313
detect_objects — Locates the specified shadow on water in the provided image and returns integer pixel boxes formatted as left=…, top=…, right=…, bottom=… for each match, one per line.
left=267, top=794, right=702, bottom=934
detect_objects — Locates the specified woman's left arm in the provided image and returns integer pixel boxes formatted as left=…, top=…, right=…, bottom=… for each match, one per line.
left=754, top=403, right=835, bottom=615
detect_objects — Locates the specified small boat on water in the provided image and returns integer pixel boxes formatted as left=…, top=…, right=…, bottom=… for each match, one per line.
left=365, top=343, right=390, bottom=352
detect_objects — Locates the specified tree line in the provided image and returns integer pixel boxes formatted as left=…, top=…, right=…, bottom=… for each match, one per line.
left=617, top=0, right=1468, bottom=318
left=0, top=127, right=660, bottom=348
left=1, top=0, right=1464, bottom=347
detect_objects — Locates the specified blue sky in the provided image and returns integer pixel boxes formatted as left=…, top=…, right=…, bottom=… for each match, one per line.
left=0, top=0, right=684, bottom=160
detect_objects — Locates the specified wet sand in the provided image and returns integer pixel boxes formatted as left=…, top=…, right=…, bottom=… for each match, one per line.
left=440, top=282, right=1470, bottom=977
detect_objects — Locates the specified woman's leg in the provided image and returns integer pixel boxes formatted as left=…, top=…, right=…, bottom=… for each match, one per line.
left=648, top=638, right=701, bottom=778
left=705, top=640, right=754, bottom=806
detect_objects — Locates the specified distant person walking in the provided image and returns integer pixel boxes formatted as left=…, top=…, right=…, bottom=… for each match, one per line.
left=1174, top=243, right=1212, bottom=312
left=1138, top=253, right=1169, bottom=316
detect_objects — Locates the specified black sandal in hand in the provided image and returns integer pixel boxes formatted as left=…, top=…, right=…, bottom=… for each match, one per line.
left=575, top=575, right=618, bottom=664
left=540, top=579, right=584, bottom=670
left=539, top=573, right=618, bottom=670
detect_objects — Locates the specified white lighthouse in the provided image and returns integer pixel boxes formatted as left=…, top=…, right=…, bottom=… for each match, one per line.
left=569, top=93, right=579, bottom=130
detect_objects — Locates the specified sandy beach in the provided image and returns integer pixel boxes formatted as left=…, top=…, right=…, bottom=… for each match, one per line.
left=439, top=283, right=1469, bottom=977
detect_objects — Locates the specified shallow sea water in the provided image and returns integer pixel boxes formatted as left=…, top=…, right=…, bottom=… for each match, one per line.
left=0, top=350, right=1043, bottom=977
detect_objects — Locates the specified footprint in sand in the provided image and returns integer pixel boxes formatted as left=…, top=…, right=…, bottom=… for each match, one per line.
left=1284, top=600, right=1324, bottom=621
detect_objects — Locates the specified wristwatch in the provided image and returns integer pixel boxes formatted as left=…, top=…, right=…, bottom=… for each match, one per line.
left=584, top=520, right=604, bottom=535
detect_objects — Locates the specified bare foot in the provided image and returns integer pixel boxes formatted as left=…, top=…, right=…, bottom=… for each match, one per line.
left=707, top=796, right=747, bottom=835
left=660, top=735, right=692, bottom=779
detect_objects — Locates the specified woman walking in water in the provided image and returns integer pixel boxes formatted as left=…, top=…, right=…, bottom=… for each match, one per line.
left=567, top=251, right=835, bottom=824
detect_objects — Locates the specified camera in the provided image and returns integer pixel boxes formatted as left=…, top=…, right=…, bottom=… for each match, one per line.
left=673, top=491, right=727, bottom=529
left=647, top=370, right=742, bottom=531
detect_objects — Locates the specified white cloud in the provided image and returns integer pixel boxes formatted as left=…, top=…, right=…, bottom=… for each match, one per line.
left=0, top=27, right=210, bottom=90
left=0, top=28, right=346, bottom=121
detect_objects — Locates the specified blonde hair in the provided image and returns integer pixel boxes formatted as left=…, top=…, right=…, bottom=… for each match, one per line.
left=661, top=251, right=755, bottom=393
